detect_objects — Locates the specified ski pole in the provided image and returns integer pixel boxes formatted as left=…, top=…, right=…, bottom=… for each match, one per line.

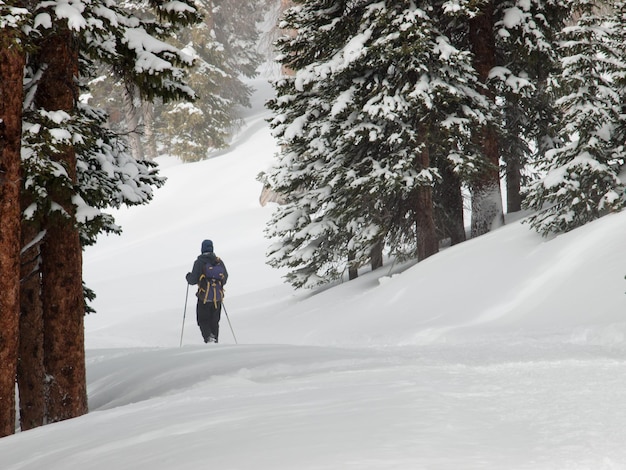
left=180, top=283, right=190, bottom=347
left=222, top=303, right=238, bottom=344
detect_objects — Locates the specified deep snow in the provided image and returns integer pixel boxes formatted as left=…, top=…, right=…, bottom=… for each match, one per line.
left=3, top=79, right=626, bottom=469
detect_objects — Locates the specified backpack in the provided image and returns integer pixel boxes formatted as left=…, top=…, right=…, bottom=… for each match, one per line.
left=197, top=259, right=226, bottom=307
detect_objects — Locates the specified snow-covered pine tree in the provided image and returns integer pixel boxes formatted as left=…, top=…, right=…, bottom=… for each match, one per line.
left=611, top=1, right=626, bottom=154
left=492, top=0, right=571, bottom=213
left=265, top=0, right=490, bottom=288
left=213, top=0, right=266, bottom=92
left=425, top=0, right=504, bottom=239
left=263, top=0, right=353, bottom=288
left=458, top=0, right=506, bottom=237
left=22, top=0, right=198, bottom=251
left=524, top=1, right=626, bottom=235
left=427, top=0, right=507, bottom=245
left=159, top=0, right=266, bottom=161
left=15, top=0, right=201, bottom=429
left=159, top=22, right=232, bottom=161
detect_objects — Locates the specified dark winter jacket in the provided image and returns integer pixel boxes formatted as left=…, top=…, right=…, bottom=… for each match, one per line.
left=186, top=252, right=228, bottom=286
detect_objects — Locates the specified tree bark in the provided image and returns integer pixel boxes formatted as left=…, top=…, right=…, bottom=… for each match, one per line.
left=435, top=160, right=466, bottom=246
left=34, top=30, right=88, bottom=423
left=370, top=241, right=383, bottom=271
left=347, top=251, right=358, bottom=280
left=123, top=84, right=145, bottom=160
left=17, top=224, right=45, bottom=431
left=415, top=187, right=438, bottom=261
left=142, top=101, right=157, bottom=160
left=468, top=0, right=504, bottom=237
left=505, top=155, right=522, bottom=213
left=414, top=141, right=438, bottom=261
left=0, top=32, right=25, bottom=438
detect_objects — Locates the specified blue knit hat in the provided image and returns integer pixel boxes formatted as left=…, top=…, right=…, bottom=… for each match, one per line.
left=201, top=239, right=213, bottom=253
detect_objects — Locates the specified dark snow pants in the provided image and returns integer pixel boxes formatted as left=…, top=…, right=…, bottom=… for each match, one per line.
left=196, top=300, right=221, bottom=342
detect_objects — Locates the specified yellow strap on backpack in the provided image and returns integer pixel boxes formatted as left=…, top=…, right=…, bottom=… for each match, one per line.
left=198, top=274, right=224, bottom=308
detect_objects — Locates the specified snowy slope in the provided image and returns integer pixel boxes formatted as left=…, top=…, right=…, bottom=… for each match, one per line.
left=3, top=78, right=626, bottom=469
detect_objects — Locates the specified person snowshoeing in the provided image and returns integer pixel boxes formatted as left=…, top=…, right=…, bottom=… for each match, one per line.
left=186, top=239, right=228, bottom=343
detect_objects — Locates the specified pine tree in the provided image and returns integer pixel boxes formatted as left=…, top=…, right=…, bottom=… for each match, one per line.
left=265, top=0, right=490, bottom=288
left=492, top=0, right=571, bottom=213
left=524, top=2, right=626, bottom=235
left=11, top=0, right=201, bottom=431
left=464, top=0, right=506, bottom=237
left=213, top=0, right=265, bottom=90
left=158, top=12, right=234, bottom=161
left=611, top=1, right=626, bottom=153
left=159, top=0, right=266, bottom=161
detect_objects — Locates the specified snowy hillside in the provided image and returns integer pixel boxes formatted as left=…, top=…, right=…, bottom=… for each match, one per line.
left=3, top=78, right=626, bottom=469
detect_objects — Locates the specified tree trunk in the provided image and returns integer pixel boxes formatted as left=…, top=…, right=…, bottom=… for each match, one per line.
left=347, top=251, right=358, bottom=280
left=34, top=30, right=88, bottom=423
left=40, top=220, right=87, bottom=423
left=142, top=101, right=157, bottom=161
left=468, top=0, right=504, bottom=237
left=0, top=32, right=25, bottom=438
left=435, top=160, right=466, bottom=246
left=123, top=84, right=145, bottom=160
left=415, top=187, right=438, bottom=261
left=17, top=224, right=45, bottom=431
left=505, top=155, right=522, bottom=213
left=415, top=142, right=438, bottom=261
left=471, top=177, right=504, bottom=237
left=370, top=241, right=383, bottom=271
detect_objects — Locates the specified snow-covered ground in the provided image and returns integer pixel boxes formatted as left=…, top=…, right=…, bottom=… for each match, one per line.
left=3, top=79, right=626, bottom=469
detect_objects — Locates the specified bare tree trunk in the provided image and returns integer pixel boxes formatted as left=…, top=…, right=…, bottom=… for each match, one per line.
left=17, top=225, right=45, bottom=431
left=142, top=101, right=157, bottom=160
left=435, top=161, right=466, bottom=245
left=40, top=219, right=87, bottom=423
left=123, top=84, right=144, bottom=160
left=469, top=0, right=504, bottom=237
left=34, top=30, right=88, bottom=423
left=416, top=187, right=438, bottom=260
left=0, top=31, right=25, bottom=438
left=506, top=156, right=522, bottom=213
left=415, top=140, right=438, bottom=261
left=347, top=251, right=358, bottom=280
left=370, top=241, right=383, bottom=271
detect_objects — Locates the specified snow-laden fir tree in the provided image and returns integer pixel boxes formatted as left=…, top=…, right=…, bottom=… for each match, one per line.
left=159, top=0, right=266, bottom=161
left=22, top=0, right=199, bottom=247
left=492, top=0, right=572, bottom=213
left=524, top=1, right=626, bottom=235
left=611, top=1, right=626, bottom=151
left=265, top=0, right=490, bottom=288
left=159, top=16, right=233, bottom=161
left=432, top=0, right=507, bottom=237
left=12, top=0, right=201, bottom=431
